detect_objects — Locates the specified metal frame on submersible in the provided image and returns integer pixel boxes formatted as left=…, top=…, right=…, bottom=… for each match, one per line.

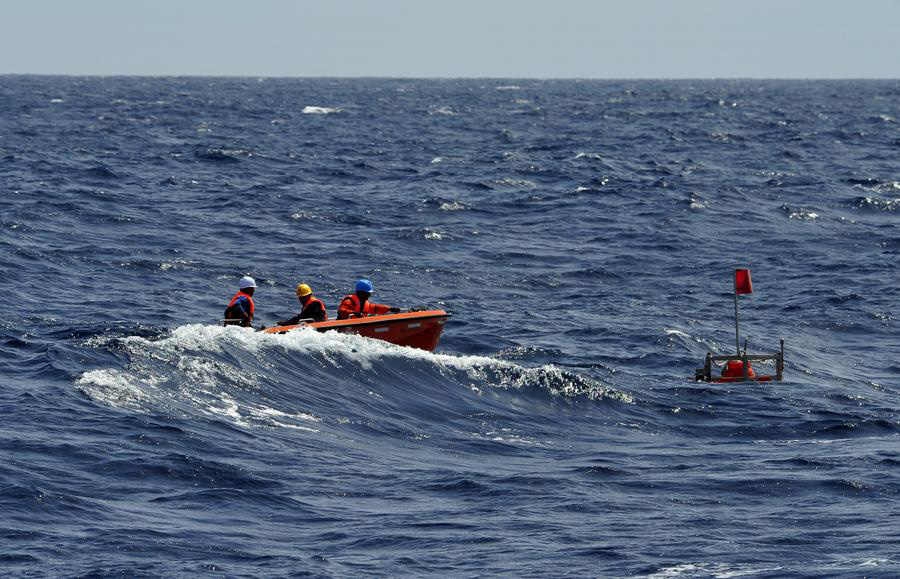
left=694, top=268, right=785, bottom=382
left=697, top=339, right=785, bottom=382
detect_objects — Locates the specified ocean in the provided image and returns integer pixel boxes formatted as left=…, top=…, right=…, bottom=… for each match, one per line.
left=1, top=76, right=898, bottom=577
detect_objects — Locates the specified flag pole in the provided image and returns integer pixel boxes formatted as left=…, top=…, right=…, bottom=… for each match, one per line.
left=733, top=269, right=741, bottom=355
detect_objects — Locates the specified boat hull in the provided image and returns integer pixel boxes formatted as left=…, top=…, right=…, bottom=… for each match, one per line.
left=262, top=310, right=450, bottom=351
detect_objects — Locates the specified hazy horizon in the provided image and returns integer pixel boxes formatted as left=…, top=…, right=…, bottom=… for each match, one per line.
left=2, top=0, right=898, bottom=79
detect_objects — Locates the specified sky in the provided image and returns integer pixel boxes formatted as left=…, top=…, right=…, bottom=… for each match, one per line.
left=1, top=0, right=898, bottom=78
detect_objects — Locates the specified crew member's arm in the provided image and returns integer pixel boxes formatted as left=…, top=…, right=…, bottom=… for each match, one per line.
left=368, top=302, right=400, bottom=315
left=276, top=314, right=301, bottom=327
left=235, top=297, right=253, bottom=327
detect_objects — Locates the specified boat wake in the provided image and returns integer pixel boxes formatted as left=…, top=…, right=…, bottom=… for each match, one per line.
left=75, top=324, right=633, bottom=435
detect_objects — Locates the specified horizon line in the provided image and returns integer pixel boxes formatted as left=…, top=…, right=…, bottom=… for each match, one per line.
left=2, top=73, right=898, bottom=81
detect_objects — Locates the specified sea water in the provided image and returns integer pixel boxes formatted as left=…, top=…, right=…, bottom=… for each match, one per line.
left=1, top=77, right=898, bottom=577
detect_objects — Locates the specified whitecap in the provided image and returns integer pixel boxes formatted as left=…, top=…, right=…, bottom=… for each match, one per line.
left=781, top=204, right=820, bottom=221
left=258, top=327, right=629, bottom=402
left=76, top=368, right=157, bottom=411
left=429, top=106, right=456, bottom=116
left=290, top=210, right=314, bottom=220
left=689, top=198, right=707, bottom=210
left=664, top=329, right=692, bottom=339
left=496, top=177, right=536, bottom=188
left=644, top=562, right=784, bottom=578
left=788, top=210, right=819, bottom=221
left=78, top=322, right=632, bottom=431
left=159, top=259, right=197, bottom=271
left=302, top=106, right=341, bottom=114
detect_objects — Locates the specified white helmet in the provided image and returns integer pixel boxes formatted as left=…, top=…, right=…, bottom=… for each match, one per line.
left=238, top=276, right=257, bottom=289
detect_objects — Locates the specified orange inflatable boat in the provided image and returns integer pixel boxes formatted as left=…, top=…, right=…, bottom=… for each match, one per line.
left=262, top=309, right=450, bottom=351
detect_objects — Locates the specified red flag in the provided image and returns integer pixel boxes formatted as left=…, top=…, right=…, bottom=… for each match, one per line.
left=734, top=269, right=753, bottom=295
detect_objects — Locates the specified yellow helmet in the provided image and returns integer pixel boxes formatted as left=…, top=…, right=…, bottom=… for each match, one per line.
left=296, top=283, right=313, bottom=298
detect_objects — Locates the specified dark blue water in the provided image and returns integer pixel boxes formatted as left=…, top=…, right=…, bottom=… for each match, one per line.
left=2, top=76, right=899, bottom=577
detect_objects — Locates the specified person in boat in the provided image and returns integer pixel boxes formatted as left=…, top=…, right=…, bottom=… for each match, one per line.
left=276, top=283, right=328, bottom=325
left=337, top=279, right=400, bottom=320
left=224, top=276, right=257, bottom=327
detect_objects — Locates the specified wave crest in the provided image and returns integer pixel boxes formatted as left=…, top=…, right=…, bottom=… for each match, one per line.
left=76, top=324, right=631, bottom=430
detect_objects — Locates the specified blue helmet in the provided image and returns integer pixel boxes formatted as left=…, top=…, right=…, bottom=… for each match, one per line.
left=355, top=279, right=374, bottom=293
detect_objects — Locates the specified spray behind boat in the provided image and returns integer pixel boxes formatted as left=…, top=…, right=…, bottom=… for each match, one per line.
left=695, top=268, right=785, bottom=383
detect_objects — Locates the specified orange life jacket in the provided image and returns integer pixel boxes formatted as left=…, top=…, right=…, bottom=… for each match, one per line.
left=337, top=293, right=390, bottom=320
left=301, top=296, right=328, bottom=321
left=226, top=291, right=255, bottom=322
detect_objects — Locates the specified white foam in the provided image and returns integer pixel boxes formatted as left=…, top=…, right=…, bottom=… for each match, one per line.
left=664, top=328, right=692, bottom=339
left=159, top=258, right=197, bottom=271
left=78, top=323, right=631, bottom=425
left=860, top=558, right=891, bottom=567
left=221, top=324, right=630, bottom=402
left=643, top=562, right=784, bottom=578
left=788, top=209, right=819, bottom=221
left=496, top=177, right=535, bottom=188
left=245, top=404, right=320, bottom=432
left=302, top=106, right=341, bottom=114
left=76, top=369, right=157, bottom=411
left=430, top=106, right=456, bottom=116
left=478, top=427, right=541, bottom=446
left=209, top=393, right=247, bottom=424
